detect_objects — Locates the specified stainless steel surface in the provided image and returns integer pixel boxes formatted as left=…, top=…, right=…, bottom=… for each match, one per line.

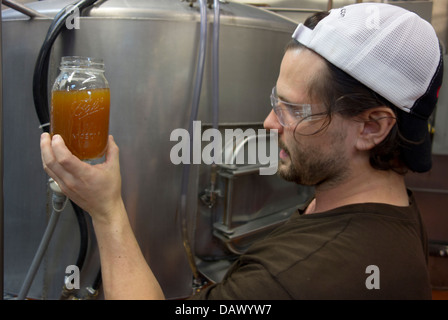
left=232, top=1, right=435, bottom=29
left=2, top=0, right=302, bottom=299
left=2, top=14, right=63, bottom=300
left=231, top=0, right=357, bottom=22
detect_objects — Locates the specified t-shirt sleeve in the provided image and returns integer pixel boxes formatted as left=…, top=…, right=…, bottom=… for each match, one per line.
left=189, top=261, right=293, bottom=300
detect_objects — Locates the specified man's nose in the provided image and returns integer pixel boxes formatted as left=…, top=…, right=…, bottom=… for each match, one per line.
left=263, top=109, right=283, bottom=134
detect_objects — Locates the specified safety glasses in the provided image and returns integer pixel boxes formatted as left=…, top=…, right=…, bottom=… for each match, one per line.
left=270, top=86, right=321, bottom=127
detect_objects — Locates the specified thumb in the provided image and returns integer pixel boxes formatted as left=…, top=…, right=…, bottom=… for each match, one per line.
left=105, top=135, right=120, bottom=165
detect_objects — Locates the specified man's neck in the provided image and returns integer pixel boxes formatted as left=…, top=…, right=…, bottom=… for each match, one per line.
left=305, top=166, right=409, bottom=215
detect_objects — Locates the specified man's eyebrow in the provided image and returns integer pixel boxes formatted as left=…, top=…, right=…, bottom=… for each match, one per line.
left=275, top=89, right=293, bottom=104
left=278, top=93, right=304, bottom=105
left=278, top=95, right=291, bottom=103
left=276, top=87, right=312, bottom=105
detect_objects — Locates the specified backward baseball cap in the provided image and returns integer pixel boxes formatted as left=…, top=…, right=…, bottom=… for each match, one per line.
left=292, top=2, right=443, bottom=172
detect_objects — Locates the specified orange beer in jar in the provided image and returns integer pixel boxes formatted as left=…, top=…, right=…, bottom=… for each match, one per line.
left=50, top=56, right=110, bottom=161
left=51, top=88, right=110, bottom=160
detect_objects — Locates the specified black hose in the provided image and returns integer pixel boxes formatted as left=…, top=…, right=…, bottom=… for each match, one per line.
left=70, top=200, right=88, bottom=270
left=92, top=269, right=102, bottom=291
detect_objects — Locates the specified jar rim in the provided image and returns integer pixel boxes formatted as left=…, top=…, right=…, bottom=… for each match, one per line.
left=60, top=56, right=105, bottom=70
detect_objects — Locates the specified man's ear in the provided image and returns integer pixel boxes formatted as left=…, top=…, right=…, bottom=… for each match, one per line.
left=355, top=107, right=396, bottom=151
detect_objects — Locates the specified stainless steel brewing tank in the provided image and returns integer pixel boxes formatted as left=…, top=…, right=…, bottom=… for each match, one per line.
left=2, top=0, right=304, bottom=299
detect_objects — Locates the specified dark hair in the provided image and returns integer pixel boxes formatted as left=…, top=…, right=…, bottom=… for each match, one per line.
left=286, top=12, right=408, bottom=174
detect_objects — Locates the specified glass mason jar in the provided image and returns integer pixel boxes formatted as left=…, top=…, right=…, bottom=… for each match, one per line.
left=50, top=56, right=110, bottom=162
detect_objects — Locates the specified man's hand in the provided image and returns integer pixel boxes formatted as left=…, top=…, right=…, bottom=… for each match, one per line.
left=40, top=133, right=122, bottom=222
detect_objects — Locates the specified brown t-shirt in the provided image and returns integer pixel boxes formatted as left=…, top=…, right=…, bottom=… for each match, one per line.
left=191, top=192, right=432, bottom=300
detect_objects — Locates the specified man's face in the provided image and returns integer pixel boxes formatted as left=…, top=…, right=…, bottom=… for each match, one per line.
left=264, top=48, right=353, bottom=188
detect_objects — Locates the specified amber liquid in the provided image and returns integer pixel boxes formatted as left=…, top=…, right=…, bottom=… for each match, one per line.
left=51, top=88, right=110, bottom=160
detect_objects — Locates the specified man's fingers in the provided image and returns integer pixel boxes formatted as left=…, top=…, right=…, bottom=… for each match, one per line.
left=41, top=133, right=85, bottom=188
left=40, top=132, right=57, bottom=175
left=104, top=135, right=120, bottom=166
left=51, top=134, right=88, bottom=175
left=40, top=133, right=70, bottom=193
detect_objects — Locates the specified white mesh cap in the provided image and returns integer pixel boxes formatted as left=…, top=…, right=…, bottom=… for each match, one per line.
left=292, top=2, right=444, bottom=172
left=292, top=3, right=440, bottom=114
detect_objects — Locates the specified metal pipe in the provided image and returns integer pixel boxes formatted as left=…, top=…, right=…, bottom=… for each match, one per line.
left=204, top=0, right=221, bottom=209
left=1, top=0, right=47, bottom=18
left=212, top=0, right=220, bottom=132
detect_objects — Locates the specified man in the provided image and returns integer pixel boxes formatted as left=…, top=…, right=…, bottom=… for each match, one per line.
left=41, top=3, right=442, bottom=299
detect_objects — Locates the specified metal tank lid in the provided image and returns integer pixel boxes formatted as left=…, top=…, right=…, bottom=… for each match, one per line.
left=2, top=0, right=296, bottom=32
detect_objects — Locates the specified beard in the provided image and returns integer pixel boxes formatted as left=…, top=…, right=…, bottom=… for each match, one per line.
left=277, top=137, right=349, bottom=189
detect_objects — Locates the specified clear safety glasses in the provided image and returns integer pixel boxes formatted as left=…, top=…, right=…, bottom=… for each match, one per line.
left=270, top=86, right=319, bottom=127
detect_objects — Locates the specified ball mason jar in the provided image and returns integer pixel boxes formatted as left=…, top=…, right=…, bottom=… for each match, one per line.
left=50, top=56, right=110, bottom=162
